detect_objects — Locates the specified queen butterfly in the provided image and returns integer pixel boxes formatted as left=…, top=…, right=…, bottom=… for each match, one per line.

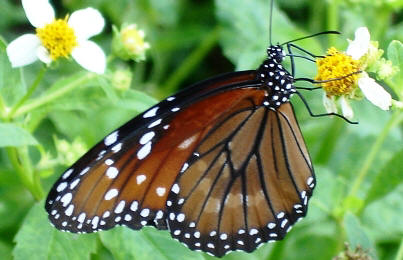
left=44, top=4, right=347, bottom=258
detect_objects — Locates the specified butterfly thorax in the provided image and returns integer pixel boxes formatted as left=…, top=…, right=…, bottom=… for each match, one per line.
left=256, top=45, right=296, bottom=109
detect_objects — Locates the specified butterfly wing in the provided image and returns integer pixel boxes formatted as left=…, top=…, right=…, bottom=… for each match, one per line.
left=45, top=71, right=262, bottom=233
left=166, top=102, right=314, bottom=257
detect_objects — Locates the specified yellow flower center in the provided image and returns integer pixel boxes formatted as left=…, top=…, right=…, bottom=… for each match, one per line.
left=315, top=47, right=361, bottom=96
left=36, top=16, right=77, bottom=61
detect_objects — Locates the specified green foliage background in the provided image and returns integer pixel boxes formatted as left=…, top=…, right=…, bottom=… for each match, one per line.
left=0, top=0, right=402, bottom=259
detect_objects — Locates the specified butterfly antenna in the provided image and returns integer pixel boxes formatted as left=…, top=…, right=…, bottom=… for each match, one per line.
left=281, top=31, right=340, bottom=45
left=269, top=0, right=274, bottom=45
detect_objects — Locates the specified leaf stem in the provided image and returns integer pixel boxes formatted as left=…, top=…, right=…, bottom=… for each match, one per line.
left=11, top=73, right=96, bottom=118
left=160, top=27, right=220, bottom=98
left=7, top=66, right=47, bottom=120
left=0, top=94, right=8, bottom=119
left=6, top=147, right=44, bottom=200
left=396, top=238, right=403, bottom=260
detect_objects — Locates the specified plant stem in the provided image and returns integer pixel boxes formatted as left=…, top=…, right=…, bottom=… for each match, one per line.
left=160, top=27, right=220, bottom=97
left=396, top=238, right=403, bottom=260
left=327, top=0, right=340, bottom=46
left=12, top=73, right=96, bottom=118
left=0, top=95, right=8, bottom=119
left=6, top=147, right=44, bottom=200
left=7, top=66, right=47, bottom=120
left=348, top=111, right=403, bottom=199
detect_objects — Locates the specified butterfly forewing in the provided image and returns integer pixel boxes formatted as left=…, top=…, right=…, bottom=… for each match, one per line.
left=45, top=71, right=260, bottom=232
left=166, top=102, right=314, bottom=257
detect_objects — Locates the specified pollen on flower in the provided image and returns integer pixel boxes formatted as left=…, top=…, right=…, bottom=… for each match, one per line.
left=315, top=47, right=361, bottom=96
left=36, top=16, right=78, bottom=61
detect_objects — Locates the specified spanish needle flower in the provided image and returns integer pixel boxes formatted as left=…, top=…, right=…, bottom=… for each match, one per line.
left=315, top=27, right=393, bottom=119
left=6, top=0, right=106, bottom=74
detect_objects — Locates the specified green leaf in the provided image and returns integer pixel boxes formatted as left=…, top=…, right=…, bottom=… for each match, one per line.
left=0, top=169, right=33, bottom=231
left=0, top=123, right=37, bottom=147
left=13, top=202, right=97, bottom=260
left=0, top=45, right=25, bottom=106
left=344, top=212, right=378, bottom=260
left=215, top=0, right=322, bottom=73
left=362, top=183, right=403, bottom=241
left=364, top=149, right=403, bottom=206
left=99, top=226, right=204, bottom=260
left=387, top=40, right=403, bottom=98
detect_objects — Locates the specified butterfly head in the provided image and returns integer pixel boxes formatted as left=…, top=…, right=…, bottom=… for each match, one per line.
left=267, top=45, right=286, bottom=64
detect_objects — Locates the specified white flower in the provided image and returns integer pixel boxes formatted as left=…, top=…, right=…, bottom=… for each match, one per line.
left=316, top=27, right=392, bottom=119
left=6, top=0, right=106, bottom=74
left=346, top=27, right=392, bottom=112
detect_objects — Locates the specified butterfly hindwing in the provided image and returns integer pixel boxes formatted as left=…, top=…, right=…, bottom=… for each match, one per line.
left=166, top=102, right=314, bottom=257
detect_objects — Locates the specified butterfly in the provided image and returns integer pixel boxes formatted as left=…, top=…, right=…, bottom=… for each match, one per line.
left=45, top=4, right=347, bottom=258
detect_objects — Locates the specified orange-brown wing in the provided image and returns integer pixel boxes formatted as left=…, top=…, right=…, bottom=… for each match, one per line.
left=166, top=102, right=314, bottom=257
left=45, top=71, right=263, bottom=233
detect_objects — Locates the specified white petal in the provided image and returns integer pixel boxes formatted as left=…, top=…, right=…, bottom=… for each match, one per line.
left=72, top=41, right=106, bottom=74
left=6, top=34, right=40, bottom=67
left=340, top=96, right=354, bottom=120
left=36, top=46, right=52, bottom=64
left=22, top=0, right=55, bottom=28
left=68, top=8, right=105, bottom=40
left=358, top=74, right=392, bottom=110
left=322, top=93, right=338, bottom=114
left=346, top=27, right=370, bottom=60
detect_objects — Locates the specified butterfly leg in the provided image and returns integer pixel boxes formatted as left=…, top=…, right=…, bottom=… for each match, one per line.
left=295, top=91, right=358, bottom=124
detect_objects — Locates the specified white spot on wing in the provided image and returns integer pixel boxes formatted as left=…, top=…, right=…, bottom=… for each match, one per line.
left=143, top=107, right=159, bottom=118
left=171, top=183, right=180, bottom=194
left=114, top=200, right=126, bottom=214
left=130, top=201, right=138, bottom=211
left=69, top=179, right=80, bottom=189
left=62, top=169, right=73, bottom=179
left=65, top=204, right=74, bottom=216
left=111, top=143, right=122, bottom=153
left=104, top=189, right=119, bottom=200
left=136, top=174, right=146, bottom=185
left=104, top=131, right=118, bottom=146
left=140, top=208, right=150, bottom=217
left=176, top=213, right=185, bottom=222
left=60, top=193, right=72, bottom=207
left=137, top=141, right=152, bottom=160
left=139, top=131, right=155, bottom=145
left=57, top=182, right=68, bottom=192
left=106, top=167, right=119, bottom=179
left=77, top=212, right=86, bottom=223
left=105, top=159, right=114, bottom=165
left=79, top=167, right=90, bottom=176
left=148, top=119, right=162, bottom=128
left=92, top=216, right=99, bottom=229
left=156, top=187, right=166, bottom=197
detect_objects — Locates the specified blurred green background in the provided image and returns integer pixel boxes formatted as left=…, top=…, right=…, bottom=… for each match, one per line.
left=0, top=0, right=402, bottom=259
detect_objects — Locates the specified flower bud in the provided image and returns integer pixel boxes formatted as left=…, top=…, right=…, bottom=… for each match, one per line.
left=112, top=24, right=150, bottom=62
left=112, top=68, right=132, bottom=91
